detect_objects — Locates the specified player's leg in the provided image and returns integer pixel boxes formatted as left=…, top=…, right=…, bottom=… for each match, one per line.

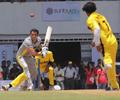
left=2, top=72, right=27, bottom=91
left=11, top=72, right=27, bottom=87
left=104, top=40, right=119, bottom=90
left=108, top=41, right=119, bottom=89
left=17, top=56, right=33, bottom=90
left=48, top=66, right=54, bottom=87
left=41, top=77, right=49, bottom=90
left=107, top=64, right=119, bottom=89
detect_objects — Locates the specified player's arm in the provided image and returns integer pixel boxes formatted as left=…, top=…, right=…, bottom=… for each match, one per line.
left=27, top=47, right=37, bottom=56
left=93, top=27, right=100, bottom=46
left=22, top=39, right=37, bottom=56
left=34, top=45, right=42, bottom=52
left=45, top=51, right=54, bottom=72
left=47, top=61, right=54, bottom=67
left=92, top=27, right=102, bottom=52
left=87, top=19, right=101, bottom=52
left=28, top=43, right=42, bottom=56
left=45, top=61, right=54, bottom=73
left=48, top=51, right=54, bottom=67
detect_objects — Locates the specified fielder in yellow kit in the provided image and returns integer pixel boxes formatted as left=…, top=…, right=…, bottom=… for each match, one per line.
left=35, top=50, right=54, bottom=90
left=82, top=2, right=119, bottom=90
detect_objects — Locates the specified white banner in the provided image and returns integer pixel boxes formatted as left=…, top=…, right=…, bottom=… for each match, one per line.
left=0, top=44, right=18, bottom=65
left=42, top=2, right=80, bottom=21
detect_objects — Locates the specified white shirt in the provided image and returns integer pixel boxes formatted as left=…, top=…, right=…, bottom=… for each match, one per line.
left=54, top=67, right=64, bottom=81
left=64, top=66, right=76, bottom=79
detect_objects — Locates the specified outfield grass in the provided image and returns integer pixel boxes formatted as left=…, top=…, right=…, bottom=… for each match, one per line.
left=0, top=90, right=120, bottom=100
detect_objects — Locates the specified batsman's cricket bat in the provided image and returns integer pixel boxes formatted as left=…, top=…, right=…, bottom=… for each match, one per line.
left=44, top=26, right=53, bottom=47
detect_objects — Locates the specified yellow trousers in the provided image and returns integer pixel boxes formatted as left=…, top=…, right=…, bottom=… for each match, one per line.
left=11, top=72, right=27, bottom=87
left=40, top=66, right=54, bottom=86
left=10, top=67, right=54, bottom=88
left=104, top=35, right=119, bottom=89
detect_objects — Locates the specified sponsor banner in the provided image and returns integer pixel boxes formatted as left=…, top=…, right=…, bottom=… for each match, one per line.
left=42, top=2, right=80, bottom=21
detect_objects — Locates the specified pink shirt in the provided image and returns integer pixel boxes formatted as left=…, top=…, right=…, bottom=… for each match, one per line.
left=97, top=69, right=108, bottom=84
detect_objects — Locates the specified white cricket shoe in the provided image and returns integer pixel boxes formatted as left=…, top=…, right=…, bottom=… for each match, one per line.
left=27, top=83, right=33, bottom=91
left=1, top=85, right=9, bottom=91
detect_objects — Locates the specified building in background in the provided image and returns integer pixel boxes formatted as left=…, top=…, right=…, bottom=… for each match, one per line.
left=0, top=1, right=120, bottom=64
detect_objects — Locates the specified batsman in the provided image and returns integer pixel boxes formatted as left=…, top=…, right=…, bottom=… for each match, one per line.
left=1, top=26, right=54, bottom=91
left=1, top=28, right=42, bottom=91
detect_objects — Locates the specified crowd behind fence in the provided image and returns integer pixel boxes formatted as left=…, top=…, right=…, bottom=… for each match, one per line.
left=0, top=59, right=120, bottom=90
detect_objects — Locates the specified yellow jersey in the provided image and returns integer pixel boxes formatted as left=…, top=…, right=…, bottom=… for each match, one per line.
left=35, top=51, right=54, bottom=71
left=87, top=12, right=116, bottom=46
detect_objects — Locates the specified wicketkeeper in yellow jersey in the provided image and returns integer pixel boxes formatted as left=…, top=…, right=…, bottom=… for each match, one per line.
left=82, top=2, right=119, bottom=90
left=35, top=50, right=54, bottom=90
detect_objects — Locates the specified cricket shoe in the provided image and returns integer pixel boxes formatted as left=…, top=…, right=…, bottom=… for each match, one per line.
left=105, top=86, right=112, bottom=91
left=112, top=88, right=119, bottom=91
left=49, top=85, right=55, bottom=90
left=1, top=85, right=9, bottom=91
left=27, top=83, right=33, bottom=91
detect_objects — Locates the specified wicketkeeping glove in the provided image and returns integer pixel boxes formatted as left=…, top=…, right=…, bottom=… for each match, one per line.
left=41, top=46, right=48, bottom=57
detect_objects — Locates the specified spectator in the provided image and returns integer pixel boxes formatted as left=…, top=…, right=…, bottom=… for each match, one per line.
left=54, top=64, right=64, bottom=90
left=79, top=61, right=86, bottom=89
left=85, top=61, right=96, bottom=89
left=74, top=64, right=80, bottom=89
left=8, top=62, right=22, bottom=80
left=96, top=59, right=108, bottom=89
left=1, top=60, right=8, bottom=80
left=63, top=61, right=76, bottom=90
left=0, top=66, right=3, bottom=80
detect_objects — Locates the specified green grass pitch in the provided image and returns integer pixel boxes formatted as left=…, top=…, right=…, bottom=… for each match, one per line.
left=0, top=90, right=120, bottom=100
